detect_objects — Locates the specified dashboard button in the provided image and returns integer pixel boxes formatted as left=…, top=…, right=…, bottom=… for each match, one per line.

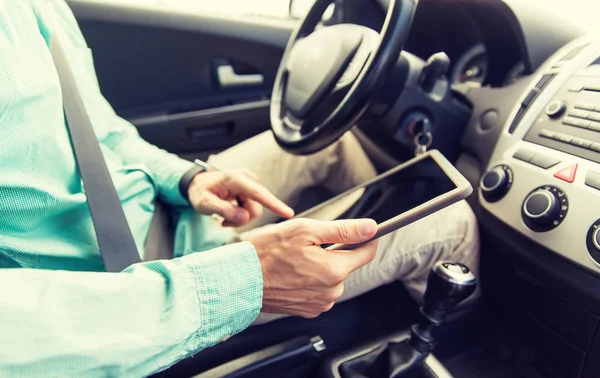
left=568, top=109, right=589, bottom=119
left=590, top=143, right=600, bottom=153
left=585, top=171, right=600, bottom=191
left=553, top=164, right=577, bottom=183
left=575, top=118, right=589, bottom=128
left=545, top=101, right=566, bottom=118
left=562, top=117, right=589, bottom=129
left=513, top=149, right=535, bottom=162
left=588, top=122, right=600, bottom=132
left=530, top=154, right=561, bottom=169
left=570, top=137, right=587, bottom=147
left=539, top=129, right=556, bottom=139
left=567, top=137, right=593, bottom=149
left=575, top=102, right=596, bottom=111
left=554, top=133, right=573, bottom=143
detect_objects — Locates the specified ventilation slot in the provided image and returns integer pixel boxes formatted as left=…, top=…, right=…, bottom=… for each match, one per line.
left=535, top=74, right=556, bottom=90
left=559, top=44, right=589, bottom=62
left=508, top=107, right=528, bottom=134
left=508, top=73, right=557, bottom=134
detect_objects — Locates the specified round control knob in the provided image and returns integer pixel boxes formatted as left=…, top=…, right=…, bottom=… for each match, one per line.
left=545, top=100, right=566, bottom=118
left=585, top=220, right=600, bottom=265
left=480, top=165, right=513, bottom=202
left=524, top=190, right=559, bottom=221
left=593, top=227, right=600, bottom=252
left=522, top=186, right=568, bottom=232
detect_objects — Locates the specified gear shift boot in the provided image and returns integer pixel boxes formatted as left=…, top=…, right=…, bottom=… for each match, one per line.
left=324, top=331, right=450, bottom=378
left=328, top=261, right=477, bottom=378
left=340, top=338, right=424, bottom=378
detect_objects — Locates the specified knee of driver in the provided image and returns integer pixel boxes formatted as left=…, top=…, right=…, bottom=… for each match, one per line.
left=445, top=200, right=480, bottom=267
left=337, top=131, right=362, bottom=151
left=422, top=201, right=479, bottom=266
left=439, top=201, right=477, bottom=239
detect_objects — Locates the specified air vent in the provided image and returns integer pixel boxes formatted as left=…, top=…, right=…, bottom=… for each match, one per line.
left=535, top=73, right=556, bottom=90
left=508, top=107, right=527, bottom=133
left=559, top=44, right=589, bottom=62
left=508, top=73, right=557, bottom=134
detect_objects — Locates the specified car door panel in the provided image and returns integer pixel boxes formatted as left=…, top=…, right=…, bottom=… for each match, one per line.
left=130, top=99, right=270, bottom=160
left=68, top=0, right=293, bottom=158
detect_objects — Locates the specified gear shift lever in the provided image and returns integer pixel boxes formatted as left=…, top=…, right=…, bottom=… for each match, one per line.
left=338, top=262, right=477, bottom=378
left=409, top=262, right=477, bottom=355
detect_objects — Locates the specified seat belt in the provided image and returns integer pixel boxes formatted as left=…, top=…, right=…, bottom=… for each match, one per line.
left=51, top=37, right=142, bottom=272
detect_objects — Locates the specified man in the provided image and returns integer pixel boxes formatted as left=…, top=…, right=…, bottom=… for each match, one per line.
left=0, top=0, right=479, bottom=376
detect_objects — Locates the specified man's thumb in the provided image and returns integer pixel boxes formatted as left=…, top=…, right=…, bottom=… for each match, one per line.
left=314, top=219, right=377, bottom=244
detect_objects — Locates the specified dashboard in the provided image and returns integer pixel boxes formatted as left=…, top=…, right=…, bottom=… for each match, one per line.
left=352, top=0, right=600, bottom=279
left=347, top=1, right=600, bottom=374
left=479, top=35, right=600, bottom=275
left=403, top=1, right=529, bottom=88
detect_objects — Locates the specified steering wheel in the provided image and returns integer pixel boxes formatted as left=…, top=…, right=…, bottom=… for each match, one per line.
left=270, top=0, right=417, bottom=155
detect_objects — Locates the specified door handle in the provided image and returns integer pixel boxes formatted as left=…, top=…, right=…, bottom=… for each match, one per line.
left=217, top=65, right=265, bottom=87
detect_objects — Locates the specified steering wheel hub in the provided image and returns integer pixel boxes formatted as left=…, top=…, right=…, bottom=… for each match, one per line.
left=270, top=0, right=417, bottom=155
left=285, top=25, right=364, bottom=118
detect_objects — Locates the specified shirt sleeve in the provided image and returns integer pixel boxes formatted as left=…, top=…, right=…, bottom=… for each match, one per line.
left=94, top=101, right=197, bottom=206
left=49, top=0, right=197, bottom=206
left=0, top=242, right=263, bottom=378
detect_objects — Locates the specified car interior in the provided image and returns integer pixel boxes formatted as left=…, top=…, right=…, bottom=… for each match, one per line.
left=66, top=0, right=600, bottom=376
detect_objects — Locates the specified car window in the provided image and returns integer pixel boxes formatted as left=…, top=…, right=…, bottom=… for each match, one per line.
left=171, top=0, right=292, bottom=19
left=102, top=0, right=325, bottom=19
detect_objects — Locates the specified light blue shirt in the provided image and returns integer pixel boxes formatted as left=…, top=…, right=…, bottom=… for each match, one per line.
left=0, top=244, right=262, bottom=377
left=0, top=0, right=263, bottom=376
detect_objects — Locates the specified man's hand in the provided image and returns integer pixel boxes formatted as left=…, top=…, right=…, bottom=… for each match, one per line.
left=249, top=218, right=378, bottom=318
left=188, top=169, right=294, bottom=227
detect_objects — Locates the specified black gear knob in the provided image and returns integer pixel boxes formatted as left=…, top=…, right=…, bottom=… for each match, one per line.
left=408, top=262, right=477, bottom=355
left=422, top=261, right=477, bottom=322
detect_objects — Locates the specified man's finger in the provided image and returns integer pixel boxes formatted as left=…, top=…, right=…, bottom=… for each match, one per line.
left=240, top=169, right=261, bottom=183
left=310, top=219, right=377, bottom=245
left=197, top=193, right=250, bottom=225
left=241, top=197, right=263, bottom=220
left=229, top=177, right=294, bottom=219
left=329, top=239, right=379, bottom=274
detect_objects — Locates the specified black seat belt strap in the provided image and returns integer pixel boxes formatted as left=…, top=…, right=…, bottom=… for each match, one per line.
left=51, top=37, right=142, bottom=272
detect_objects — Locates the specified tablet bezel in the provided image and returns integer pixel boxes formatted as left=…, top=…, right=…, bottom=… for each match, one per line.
left=295, top=150, right=473, bottom=250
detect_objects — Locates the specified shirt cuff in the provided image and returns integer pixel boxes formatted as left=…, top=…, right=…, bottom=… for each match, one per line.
left=186, top=241, right=263, bottom=347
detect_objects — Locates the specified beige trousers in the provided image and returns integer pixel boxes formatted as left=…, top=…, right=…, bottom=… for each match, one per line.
left=208, top=131, right=480, bottom=324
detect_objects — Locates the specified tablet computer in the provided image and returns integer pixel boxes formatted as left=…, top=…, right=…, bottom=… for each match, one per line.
left=295, top=150, right=473, bottom=250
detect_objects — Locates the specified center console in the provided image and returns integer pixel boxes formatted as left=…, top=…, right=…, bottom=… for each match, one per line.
left=323, top=262, right=477, bottom=378
left=480, top=34, right=600, bottom=276
left=477, top=34, right=600, bottom=378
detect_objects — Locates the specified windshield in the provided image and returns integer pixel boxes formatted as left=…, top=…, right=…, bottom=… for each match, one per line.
left=527, top=0, right=600, bottom=29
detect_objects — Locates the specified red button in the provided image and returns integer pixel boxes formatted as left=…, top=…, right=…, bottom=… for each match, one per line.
left=554, top=164, right=578, bottom=183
